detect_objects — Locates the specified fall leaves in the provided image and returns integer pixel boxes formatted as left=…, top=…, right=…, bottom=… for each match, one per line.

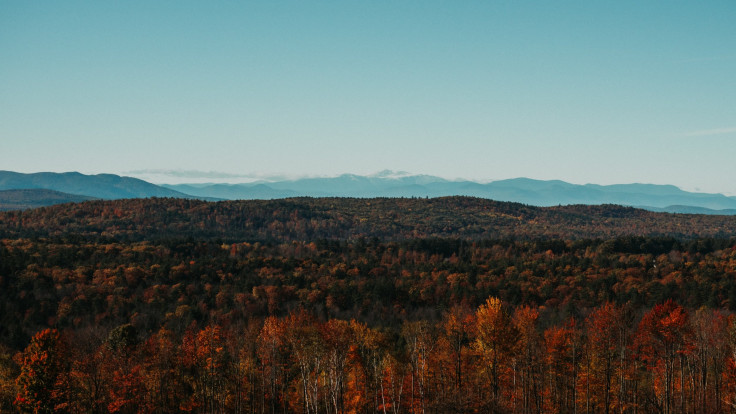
left=3, top=198, right=736, bottom=413
left=5, top=300, right=736, bottom=413
left=14, top=329, right=67, bottom=414
left=2, top=197, right=736, bottom=242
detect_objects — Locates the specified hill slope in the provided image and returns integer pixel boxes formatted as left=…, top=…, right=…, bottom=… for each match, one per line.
left=0, top=189, right=97, bottom=211
left=1, top=196, right=734, bottom=241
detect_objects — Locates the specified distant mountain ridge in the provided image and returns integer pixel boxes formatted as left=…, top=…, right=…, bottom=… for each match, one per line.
left=162, top=171, right=736, bottom=214
left=0, top=171, right=193, bottom=200
left=0, top=189, right=97, bottom=211
left=2, top=170, right=735, bottom=215
left=642, top=205, right=736, bottom=215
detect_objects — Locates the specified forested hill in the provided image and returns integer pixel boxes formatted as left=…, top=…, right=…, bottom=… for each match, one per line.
left=1, top=196, right=734, bottom=241
left=0, top=189, right=96, bottom=211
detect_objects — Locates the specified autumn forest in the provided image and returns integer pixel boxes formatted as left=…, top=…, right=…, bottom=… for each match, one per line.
left=2, top=197, right=736, bottom=413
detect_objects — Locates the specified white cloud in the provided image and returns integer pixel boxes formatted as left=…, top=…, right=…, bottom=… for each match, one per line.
left=124, top=169, right=250, bottom=179
left=121, top=169, right=293, bottom=184
left=682, top=127, right=736, bottom=137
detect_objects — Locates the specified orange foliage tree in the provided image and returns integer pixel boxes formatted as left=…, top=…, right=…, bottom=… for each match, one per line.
left=14, top=329, right=69, bottom=414
left=474, top=297, right=518, bottom=411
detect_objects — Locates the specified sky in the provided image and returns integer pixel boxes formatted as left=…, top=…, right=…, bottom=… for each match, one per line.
left=1, top=1, right=736, bottom=194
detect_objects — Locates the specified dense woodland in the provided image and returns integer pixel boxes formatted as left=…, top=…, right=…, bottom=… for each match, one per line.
left=2, top=197, right=736, bottom=413
left=2, top=197, right=736, bottom=241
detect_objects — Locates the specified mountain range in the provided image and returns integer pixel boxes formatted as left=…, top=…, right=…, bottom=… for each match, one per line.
left=0, top=171, right=189, bottom=199
left=161, top=171, right=736, bottom=214
left=2, top=170, right=736, bottom=214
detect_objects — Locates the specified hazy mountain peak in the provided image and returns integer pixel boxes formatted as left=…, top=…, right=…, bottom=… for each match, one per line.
left=370, top=169, right=413, bottom=179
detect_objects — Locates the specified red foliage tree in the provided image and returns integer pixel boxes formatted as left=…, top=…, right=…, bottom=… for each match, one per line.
left=634, top=300, right=692, bottom=414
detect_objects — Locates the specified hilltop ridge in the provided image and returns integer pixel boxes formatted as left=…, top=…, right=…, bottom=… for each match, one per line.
left=1, top=196, right=734, bottom=241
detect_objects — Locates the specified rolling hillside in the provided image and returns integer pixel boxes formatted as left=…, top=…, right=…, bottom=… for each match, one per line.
left=1, top=196, right=734, bottom=241
left=0, top=189, right=97, bottom=211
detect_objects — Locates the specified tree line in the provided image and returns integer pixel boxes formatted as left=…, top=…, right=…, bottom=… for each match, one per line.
left=4, top=298, right=736, bottom=413
left=1, top=197, right=735, bottom=241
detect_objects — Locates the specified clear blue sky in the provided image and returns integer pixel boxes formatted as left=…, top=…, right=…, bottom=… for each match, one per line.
left=2, top=1, right=735, bottom=193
